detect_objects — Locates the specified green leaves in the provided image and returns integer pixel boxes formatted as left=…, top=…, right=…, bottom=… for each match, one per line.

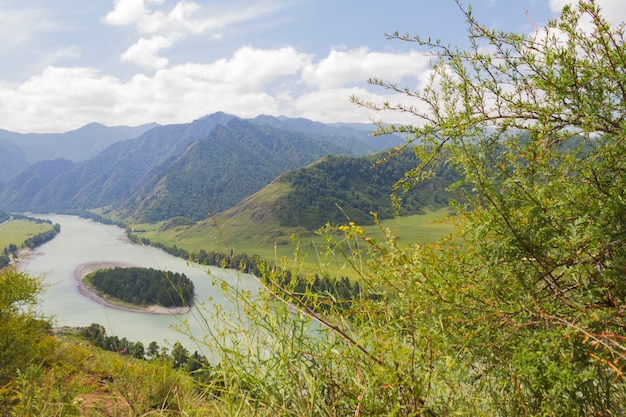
left=352, top=0, right=626, bottom=414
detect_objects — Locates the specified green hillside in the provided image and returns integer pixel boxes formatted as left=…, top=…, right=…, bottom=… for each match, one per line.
left=0, top=114, right=390, bottom=219
left=276, top=149, right=458, bottom=229
left=121, top=118, right=357, bottom=222
left=128, top=148, right=458, bottom=272
left=0, top=159, right=75, bottom=211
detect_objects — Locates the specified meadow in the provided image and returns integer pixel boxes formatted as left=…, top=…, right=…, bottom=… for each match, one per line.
left=0, top=219, right=55, bottom=251
left=130, top=208, right=456, bottom=275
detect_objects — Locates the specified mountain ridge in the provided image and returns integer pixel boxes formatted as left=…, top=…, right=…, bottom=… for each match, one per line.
left=0, top=122, right=159, bottom=164
left=0, top=114, right=404, bottom=220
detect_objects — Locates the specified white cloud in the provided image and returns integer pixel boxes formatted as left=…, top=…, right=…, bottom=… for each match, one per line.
left=201, top=46, right=312, bottom=90
left=302, top=48, right=430, bottom=90
left=289, top=87, right=375, bottom=123
left=105, top=0, right=288, bottom=70
left=120, top=35, right=177, bottom=69
left=105, top=0, right=282, bottom=35
left=0, top=46, right=430, bottom=133
left=105, top=0, right=146, bottom=27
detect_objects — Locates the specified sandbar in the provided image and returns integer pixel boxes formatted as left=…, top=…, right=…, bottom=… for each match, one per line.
left=74, top=262, right=191, bottom=315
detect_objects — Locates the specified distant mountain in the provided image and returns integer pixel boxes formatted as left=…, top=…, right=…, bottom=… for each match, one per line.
left=249, top=115, right=403, bottom=153
left=7, top=113, right=237, bottom=213
left=0, top=122, right=158, bottom=163
left=0, top=159, right=75, bottom=212
left=119, top=118, right=356, bottom=221
left=0, top=138, right=31, bottom=179
left=0, top=113, right=388, bottom=218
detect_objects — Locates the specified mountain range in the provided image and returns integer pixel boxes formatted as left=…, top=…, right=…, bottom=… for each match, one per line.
left=0, top=113, right=420, bottom=223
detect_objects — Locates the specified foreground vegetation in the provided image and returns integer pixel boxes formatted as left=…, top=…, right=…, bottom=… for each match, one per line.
left=0, top=268, right=215, bottom=416
left=2, top=2, right=626, bottom=416
left=188, top=2, right=626, bottom=415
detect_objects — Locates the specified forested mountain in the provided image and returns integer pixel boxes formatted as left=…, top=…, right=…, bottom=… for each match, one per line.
left=0, top=159, right=76, bottom=212
left=209, top=148, right=458, bottom=237
left=0, top=138, right=31, bottom=179
left=121, top=119, right=358, bottom=221
left=0, top=113, right=390, bottom=219
left=276, top=149, right=457, bottom=228
left=0, top=122, right=158, bottom=163
left=0, top=113, right=236, bottom=213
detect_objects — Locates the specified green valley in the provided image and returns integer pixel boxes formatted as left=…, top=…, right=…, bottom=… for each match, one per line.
left=2, top=1, right=625, bottom=415
left=125, top=147, right=458, bottom=274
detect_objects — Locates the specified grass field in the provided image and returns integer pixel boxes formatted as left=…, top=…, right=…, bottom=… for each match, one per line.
left=130, top=208, right=456, bottom=276
left=0, top=219, right=55, bottom=251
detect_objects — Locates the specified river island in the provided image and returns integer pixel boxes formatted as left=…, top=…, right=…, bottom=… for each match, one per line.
left=74, top=262, right=192, bottom=315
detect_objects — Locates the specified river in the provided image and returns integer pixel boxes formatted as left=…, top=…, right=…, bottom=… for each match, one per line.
left=19, top=214, right=260, bottom=353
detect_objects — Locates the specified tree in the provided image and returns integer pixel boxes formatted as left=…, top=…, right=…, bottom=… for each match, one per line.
left=147, top=341, right=160, bottom=359
left=0, top=267, right=53, bottom=412
left=193, top=1, right=626, bottom=416
left=349, top=0, right=626, bottom=414
left=171, top=342, right=189, bottom=369
left=130, top=341, right=145, bottom=360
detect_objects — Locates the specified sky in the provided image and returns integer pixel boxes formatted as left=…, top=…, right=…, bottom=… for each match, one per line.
left=0, top=0, right=623, bottom=133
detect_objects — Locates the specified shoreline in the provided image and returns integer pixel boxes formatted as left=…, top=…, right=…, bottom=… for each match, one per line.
left=74, top=262, right=191, bottom=315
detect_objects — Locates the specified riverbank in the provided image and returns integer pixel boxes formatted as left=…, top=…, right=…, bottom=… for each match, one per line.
left=74, top=262, right=191, bottom=315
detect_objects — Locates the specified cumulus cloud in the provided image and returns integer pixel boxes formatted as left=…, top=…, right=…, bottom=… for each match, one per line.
left=201, top=46, right=313, bottom=89
left=120, top=35, right=178, bottom=69
left=0, top=46, right=429, bottom=133
left=302, top=47, right=430, bottom=90
left=105, top=0, right=287, bottom=70
left=104, top=0, right=145, bottom=27
left=105, top=0, right=282, bottom=35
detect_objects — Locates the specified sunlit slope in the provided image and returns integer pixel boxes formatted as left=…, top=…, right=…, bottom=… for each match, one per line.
left=132, top=149, right=458, bottom=265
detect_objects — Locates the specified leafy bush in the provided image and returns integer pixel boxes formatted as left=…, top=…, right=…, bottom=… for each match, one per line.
left=0, top=267, right=57, bottom=414
left=184, top=2, right=626, bottom=415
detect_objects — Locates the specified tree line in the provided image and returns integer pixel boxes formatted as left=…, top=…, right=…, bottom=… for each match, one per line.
left=85, top=267, right=194, bottom=308
left=193, top=248, right=362, bottom=311
left=78, top=323, right=217, bottom=384
left=125, top=227, right=364, bottom=312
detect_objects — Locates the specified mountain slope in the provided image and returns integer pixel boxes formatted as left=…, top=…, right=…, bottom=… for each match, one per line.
left=121, top=118, right=357, bottom=221
left=0, top=113, right=383, bottom=217
left=0, top=122, right=158, bottom=163
left=0, top=159, right=76, bottom=211
left=274, top=150, right=457, bottom=229
left=174, top=148, right=458, bottom=246
left=1, top=113, right=237, bottom=213
left=0, top=138, right=31, bottom=179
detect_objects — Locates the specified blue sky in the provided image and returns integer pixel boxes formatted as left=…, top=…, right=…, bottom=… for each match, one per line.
left=0, top=0, right=621, bottom=132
